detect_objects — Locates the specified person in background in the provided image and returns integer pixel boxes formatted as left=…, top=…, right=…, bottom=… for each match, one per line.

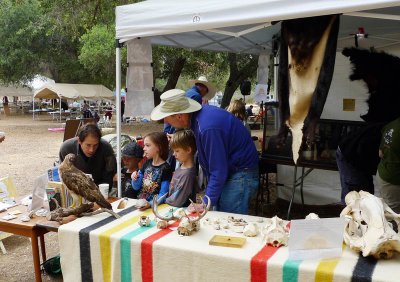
left=165, top=129, right=199, bottom=207
left=186, top=75, right=217, bottom=105
left=131, top=132, right=172, bottom=210
left=151, top=89, right=259, bottom=215
left=164, top=75, right=216, bottom=135
left=82, top=100, right=92, bottom=118
left=119, top=142, right=144, bottom=198
left=336, top=122, right=384, bottom=204
left=2, top=96, right=8, bottom=106
left=104, top=107, right=113, bottom=121
left=121, top=96, right=126, bottom=122
left=246, top=105, right=254, bottom=117
left=376, top=116, right=400, bottom=213
left=59, top=123, right=117, bottom=190
left=61, top=99, right=68, bottom=111
left=227, top=99, right=251, bottom=132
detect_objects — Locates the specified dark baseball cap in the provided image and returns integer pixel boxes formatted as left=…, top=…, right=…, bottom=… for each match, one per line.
left=122, top=142, right=144, bottom=158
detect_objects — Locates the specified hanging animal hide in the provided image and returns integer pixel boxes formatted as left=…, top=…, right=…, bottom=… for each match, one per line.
left=342, top=47, right=400, bottom=123
left=277, top=15, right=340, bottom=163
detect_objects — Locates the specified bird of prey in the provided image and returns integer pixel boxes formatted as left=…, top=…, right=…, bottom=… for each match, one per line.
left=59, top=153, right=112, bottom=210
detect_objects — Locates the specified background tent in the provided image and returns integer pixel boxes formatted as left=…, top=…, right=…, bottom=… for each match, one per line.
left=114, top=0, right=400, bottom=198
left=34, top=83, right=113, bottom=100
left=0, top=85, right=31, bottom=97
left=33, top=83, right=113, bottom=120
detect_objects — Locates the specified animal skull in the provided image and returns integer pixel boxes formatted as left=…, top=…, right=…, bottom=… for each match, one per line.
left=152, top=194, right=211, bottom=236
left=156, top=219, right=168, bottom=229
left=341, top=191, right=400, bottom=259
left=138, top=215, right=151, bottom=227
left=262, top=216, right=290, bottom=247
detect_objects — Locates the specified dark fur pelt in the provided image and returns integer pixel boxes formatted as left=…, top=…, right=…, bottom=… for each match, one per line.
left=277, top=15, right=340, bottom=147
left=342, top=47, right=400, bottom=123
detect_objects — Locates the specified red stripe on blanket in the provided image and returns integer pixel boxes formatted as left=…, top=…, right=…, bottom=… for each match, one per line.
left=250, top=245, right=279, bottom=282
left=141, top=222, right=179, bottom=282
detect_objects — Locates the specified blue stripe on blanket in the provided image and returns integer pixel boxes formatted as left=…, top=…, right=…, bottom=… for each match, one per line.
left=79, top=206, right=137, bottom=282
left=351, top=255, right=377, bottom=282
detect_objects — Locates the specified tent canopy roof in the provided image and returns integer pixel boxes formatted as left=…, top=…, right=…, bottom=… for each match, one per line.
left=0, top=85, right=32, bottom=97
left=116, top=0, right=400, bottom=54
left=34, top=83, right=113, bottom=100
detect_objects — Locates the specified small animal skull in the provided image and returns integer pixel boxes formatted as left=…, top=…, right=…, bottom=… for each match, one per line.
left=156, top=219, right=168, bottom=229
left=262, top=216, right=290, bottom=247
left=152, top=194, right=211, bottom=236
left=138, top=215, right=151, bottom=227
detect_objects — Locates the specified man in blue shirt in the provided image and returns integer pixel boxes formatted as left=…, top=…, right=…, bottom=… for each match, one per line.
left=151, top=89, right=259, bottom=215
left=246, top=105, right=254, bottom=117
left=164, top=76, right=216, bottom=134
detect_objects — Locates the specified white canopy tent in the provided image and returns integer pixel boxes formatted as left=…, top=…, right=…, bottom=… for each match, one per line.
left=114, top=0, right=400, bottom=197
left=0, top=85, right=31, bottom=97
left=33, top=83, right=113, bottom=120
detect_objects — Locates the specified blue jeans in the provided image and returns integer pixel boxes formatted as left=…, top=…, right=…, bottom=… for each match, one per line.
left=336, top=148, right=374, bottom=204
left=217, top=166, right=259, bottom=214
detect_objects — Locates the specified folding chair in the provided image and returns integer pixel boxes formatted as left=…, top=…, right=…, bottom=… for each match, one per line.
left=0, top=176, right=18, bottom=254
left=63, top=118, right=96, bottom=141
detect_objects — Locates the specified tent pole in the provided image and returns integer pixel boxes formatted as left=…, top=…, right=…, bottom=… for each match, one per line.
left=59, top=97, right=62, bottom=122
left=32, top=94, right=35, bottom=120
left=116, top=40, right=122, bottom=198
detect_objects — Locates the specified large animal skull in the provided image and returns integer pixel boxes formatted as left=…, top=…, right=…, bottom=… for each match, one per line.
left=152, top=194, right=211, bottom=236
left=341, top=191, right=400, bottom=259
left=262, top=216, right=290, bottom=247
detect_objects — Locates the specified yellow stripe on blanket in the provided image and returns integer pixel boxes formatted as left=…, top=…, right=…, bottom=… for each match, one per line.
left=315, top=258, right=340, bottom=282
left=99, top=205, right=167, bottom=282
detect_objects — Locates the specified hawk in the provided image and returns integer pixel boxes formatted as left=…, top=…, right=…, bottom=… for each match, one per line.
left=59, top=153, right=112, bottom=210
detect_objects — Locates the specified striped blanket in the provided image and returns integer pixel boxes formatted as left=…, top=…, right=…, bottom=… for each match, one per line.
left=58, top=200, right=399, bottom=282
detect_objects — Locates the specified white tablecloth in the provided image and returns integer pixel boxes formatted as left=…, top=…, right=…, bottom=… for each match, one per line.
left=58, top=200, right=400, bottom=282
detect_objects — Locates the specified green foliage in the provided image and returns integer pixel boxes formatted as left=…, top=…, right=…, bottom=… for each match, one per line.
left=79, top=24, right=127, bottom=89
left=153, top=46, right=229, bottom=92
left=0, top=0, right=253, bottom=102
left=0, top=0, right=47, bottom=83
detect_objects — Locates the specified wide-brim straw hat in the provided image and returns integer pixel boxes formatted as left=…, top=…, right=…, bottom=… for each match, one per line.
left=151, top=89, right=202, bottom=121
left=188, top=76, right=216, bottom=100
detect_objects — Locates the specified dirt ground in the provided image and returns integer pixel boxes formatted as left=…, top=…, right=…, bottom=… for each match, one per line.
left=0, top=114, right=164, bottom=282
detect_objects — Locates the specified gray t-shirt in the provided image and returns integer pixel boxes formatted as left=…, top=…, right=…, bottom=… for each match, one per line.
left=165, top=166, right=198, bottom=207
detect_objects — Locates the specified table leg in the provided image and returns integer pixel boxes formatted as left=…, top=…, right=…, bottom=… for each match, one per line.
left=287, top=165, right=298, bottom=219
left=31, top=234, right=42, bottom=282
left=300, top=166, right=305, bottom=205
left=40, top=234, right=46, bottom=261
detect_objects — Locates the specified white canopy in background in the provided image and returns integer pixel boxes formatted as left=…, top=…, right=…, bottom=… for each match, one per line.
left=34, top=83, right=113, bottom=101
left=25, top=75, right=55, bottom=91
left=116, top=0, right=400, bottom=54
left=0, top=75, right=55, bottom=98
left=0, top=85, right=31, bottom=97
